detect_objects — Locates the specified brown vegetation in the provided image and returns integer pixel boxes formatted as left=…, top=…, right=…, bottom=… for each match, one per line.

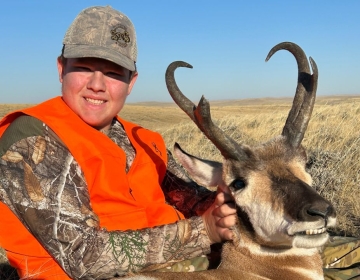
left=0, top=95, right=359, bottom=277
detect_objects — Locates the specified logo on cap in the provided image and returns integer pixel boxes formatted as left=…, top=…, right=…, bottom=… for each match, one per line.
left=110, top=24, right=131, bottom=47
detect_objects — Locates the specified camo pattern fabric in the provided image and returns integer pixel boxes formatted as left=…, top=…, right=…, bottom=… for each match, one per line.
left=0, top=115, right=216, bottom=278
left=153, top=256, right=209, bottom=272
left=322, top=236, right=360, bottom=280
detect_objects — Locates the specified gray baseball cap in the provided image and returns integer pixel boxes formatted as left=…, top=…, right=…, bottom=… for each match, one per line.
left=63, top=6, right=137, bottom=71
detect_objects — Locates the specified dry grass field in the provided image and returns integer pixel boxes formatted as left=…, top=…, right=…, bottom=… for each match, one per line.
left=0, top=95, right=359, bottom=278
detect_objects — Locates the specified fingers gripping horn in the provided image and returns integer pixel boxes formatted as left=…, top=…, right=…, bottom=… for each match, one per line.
left=165, top=61, right=248, bottom=161
left=266, top=42, right=318, bottom=149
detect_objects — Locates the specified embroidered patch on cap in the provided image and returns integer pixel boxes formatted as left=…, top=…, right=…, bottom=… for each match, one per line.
left=111, top=24, right=131, bottom=47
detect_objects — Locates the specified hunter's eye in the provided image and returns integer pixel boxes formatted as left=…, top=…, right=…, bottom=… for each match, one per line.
left=231, top=179, right=246, bottom=190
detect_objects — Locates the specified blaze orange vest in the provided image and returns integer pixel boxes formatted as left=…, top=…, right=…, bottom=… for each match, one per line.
left=0, top=97, right=184, bottom=279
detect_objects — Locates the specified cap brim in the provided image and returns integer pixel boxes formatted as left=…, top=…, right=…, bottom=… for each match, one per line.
left=63, top=44, right=136, bottom=72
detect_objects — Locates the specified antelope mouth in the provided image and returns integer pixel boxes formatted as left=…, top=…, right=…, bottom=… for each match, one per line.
left=291, top=226, right=329, bottom=248
left=296, top=227, right=327, bottom=236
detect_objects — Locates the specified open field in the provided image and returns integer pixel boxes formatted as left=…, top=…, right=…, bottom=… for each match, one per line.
left=1, top=94, right=359, bottom=278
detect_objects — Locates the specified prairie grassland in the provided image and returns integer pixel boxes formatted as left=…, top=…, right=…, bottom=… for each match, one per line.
left=0, top=95, right=359, bottom=277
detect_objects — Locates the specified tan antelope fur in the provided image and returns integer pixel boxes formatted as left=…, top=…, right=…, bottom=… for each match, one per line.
left=125, top=42, right=337, bottom=280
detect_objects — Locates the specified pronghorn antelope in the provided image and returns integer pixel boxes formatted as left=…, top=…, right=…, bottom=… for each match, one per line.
left=126, top=42, right=337, bottom=280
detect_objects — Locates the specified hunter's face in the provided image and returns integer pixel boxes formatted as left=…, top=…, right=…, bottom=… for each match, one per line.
left=57, top=57, right=137, bottom=131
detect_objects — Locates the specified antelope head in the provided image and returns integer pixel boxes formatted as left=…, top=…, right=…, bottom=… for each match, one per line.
left=165, top=42, right=336, bottom=252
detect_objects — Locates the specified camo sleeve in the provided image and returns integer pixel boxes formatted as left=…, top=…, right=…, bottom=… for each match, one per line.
left=0, top=116, right=211, bottom=279
left=322, top=236, right=360, bottom=280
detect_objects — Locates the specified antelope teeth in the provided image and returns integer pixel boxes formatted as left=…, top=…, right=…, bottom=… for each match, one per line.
left=304, top=227, right=327, bottom=235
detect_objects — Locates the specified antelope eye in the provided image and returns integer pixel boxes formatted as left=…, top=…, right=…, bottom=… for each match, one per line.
left=231, top=179, right=246, bottom=190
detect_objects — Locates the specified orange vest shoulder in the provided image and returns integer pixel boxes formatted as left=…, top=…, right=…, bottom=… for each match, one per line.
left=0, top=97, right=184, bottom=279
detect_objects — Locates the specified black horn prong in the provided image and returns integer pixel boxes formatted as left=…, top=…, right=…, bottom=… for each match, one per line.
left=165, top=61, right=249, bottom=161
left=266, top=42, right=318, bottom=148
left=165, top=61, right=196, bottom=122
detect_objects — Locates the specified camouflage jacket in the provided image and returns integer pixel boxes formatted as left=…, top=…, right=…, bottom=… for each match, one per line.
left=0, top=115, right=216, bottom=279
left=322, top=236, right=360, bottom=280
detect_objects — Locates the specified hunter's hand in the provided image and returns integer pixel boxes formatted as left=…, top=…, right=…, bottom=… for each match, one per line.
left=201, top=191, right=237, bottom=244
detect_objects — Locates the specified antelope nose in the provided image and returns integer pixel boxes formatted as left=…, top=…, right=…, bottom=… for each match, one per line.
left=301, top=203, right=335, bottom=222
left=307, top=207, right=329, bottom=218
left=303, top=203, right=336, bottom=220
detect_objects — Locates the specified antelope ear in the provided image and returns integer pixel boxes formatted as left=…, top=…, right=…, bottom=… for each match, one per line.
left=173, top=142, right=223, bottom=188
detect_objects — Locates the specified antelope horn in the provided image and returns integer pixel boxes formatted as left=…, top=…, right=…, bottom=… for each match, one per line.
left=266, top=42, right=318, bottom=148
left=165, top=61, right=248, bottom=161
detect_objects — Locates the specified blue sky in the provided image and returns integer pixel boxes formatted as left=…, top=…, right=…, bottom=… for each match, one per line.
left=1, top=1, right=359, bottom=104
